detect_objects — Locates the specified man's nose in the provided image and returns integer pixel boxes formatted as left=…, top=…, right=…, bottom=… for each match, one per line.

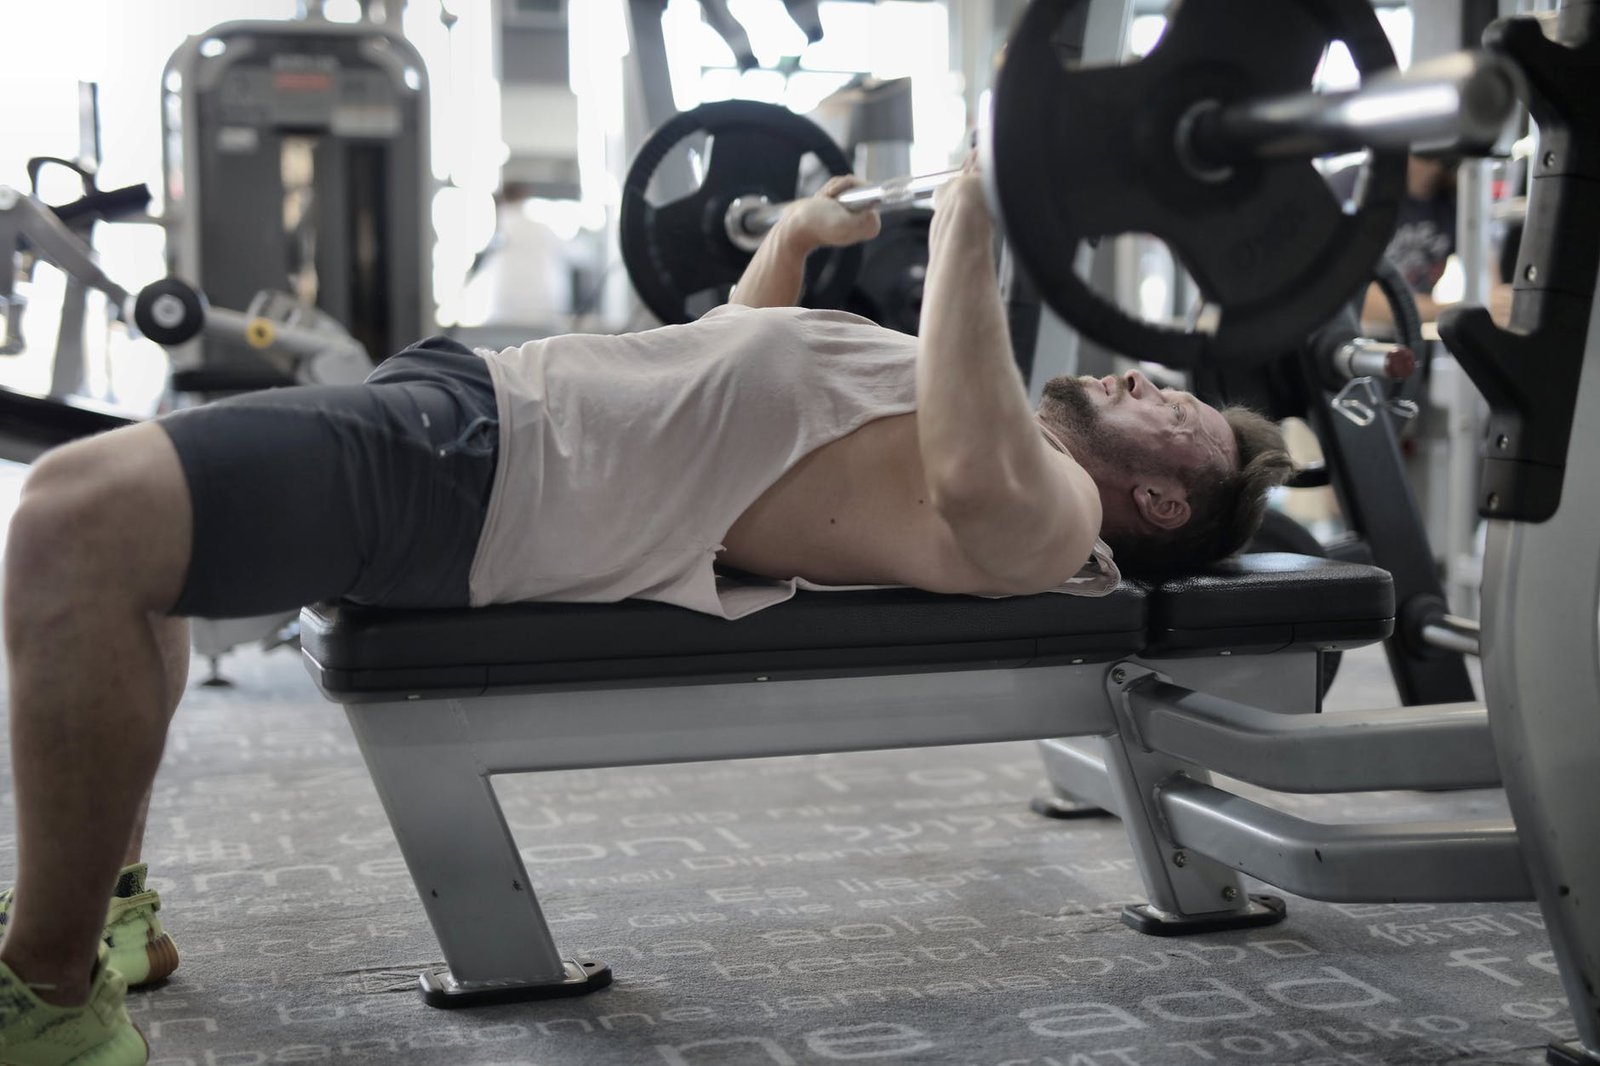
left=1123, top=369, right=1155, bottom=400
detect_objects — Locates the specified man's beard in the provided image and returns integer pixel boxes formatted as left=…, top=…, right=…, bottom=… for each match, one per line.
left=1039, top=375, right=1148, bottom=478
left=1041, top=376, right=1100, bottom=437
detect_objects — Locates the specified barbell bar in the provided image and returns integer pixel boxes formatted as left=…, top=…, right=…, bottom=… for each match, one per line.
left=722, top=49, right=1516, bottom=252
left=725, top=169, right=963, bottom=250
left=1185, top=50, right=1517, bottom=172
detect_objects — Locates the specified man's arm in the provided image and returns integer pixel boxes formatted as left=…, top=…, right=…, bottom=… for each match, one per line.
left=730, top=175, right=880, bottom=309
left=917, top=172, right=1101, bottom=592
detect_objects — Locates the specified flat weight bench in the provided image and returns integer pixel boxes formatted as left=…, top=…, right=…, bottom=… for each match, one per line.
left=300, top=552, right=1527, bottom=1008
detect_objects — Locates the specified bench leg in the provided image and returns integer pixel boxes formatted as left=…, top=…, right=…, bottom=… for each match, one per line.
left=343, top=699, right=613, bottom=1007
left=1098, top=663, right=1287, bottom=935
left=1033, top=654, right=1318, bottom=824
left=1032, top=738, right=1116, bottom=818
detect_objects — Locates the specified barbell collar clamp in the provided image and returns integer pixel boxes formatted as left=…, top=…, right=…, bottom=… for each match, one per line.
left=1185, top=49, right=1518, bottom=167
left=1335, top=338, right=1416, bottom=382
left=725, top=194, right=774, bottom=253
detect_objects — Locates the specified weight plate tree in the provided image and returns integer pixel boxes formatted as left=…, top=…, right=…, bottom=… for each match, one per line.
left=987, top=0, right=1407, bottom=367
left=621, top=100, right=859, bottom=324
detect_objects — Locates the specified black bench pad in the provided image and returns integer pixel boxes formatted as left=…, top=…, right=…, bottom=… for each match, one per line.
left=1142, top=553, right=1395, bottom=656
left=301, top=585, right=1149, bottom=698
left=299, top=554, right=1395, bottom=700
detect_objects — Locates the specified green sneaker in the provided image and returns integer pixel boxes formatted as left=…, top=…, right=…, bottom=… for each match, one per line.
left=101, top=868, right=177, bottom=990
left=0, top=868, right=177, bottom=992
left=0, top=944, right=148, bottom=1065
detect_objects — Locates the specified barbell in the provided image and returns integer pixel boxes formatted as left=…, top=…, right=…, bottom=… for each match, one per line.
left=620, top=0, right=1517, bottom=363
left=724, top=50, right=1511, bottom=249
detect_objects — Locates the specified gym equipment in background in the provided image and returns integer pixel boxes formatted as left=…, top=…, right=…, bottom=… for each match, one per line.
left=0, top=179, right=374, bottom=683
left=1200, top=260, right=1480, bottom=706
left=845, top=210, right=930, bottom=335
left=160, top=14, right=433, bottom=394
left=622, top=99, right=936, bottom=334
left=621, top=100, right=860, bottom=325
left=0, top=163, right=153, bottom=461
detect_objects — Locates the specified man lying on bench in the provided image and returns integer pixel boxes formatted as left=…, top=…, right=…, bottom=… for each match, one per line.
left=0, top=161, right=1290, bottom=1063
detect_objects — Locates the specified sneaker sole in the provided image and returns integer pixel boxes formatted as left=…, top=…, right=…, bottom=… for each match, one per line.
left=142, top=932, right=180, bottom=986
left=111, top=932, right=180, bottom=989
left=58, top=1021, right=148, bottom=1066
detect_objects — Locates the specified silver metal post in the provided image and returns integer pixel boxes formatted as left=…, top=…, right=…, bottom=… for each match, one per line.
left=0, top=187, right=131, bottom=311
left=1447, top=157, right=1494, bottom=615
left=1419, top=614, right=1482, bottom=656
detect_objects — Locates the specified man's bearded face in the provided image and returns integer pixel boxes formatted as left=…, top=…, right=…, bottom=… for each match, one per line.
left=1039, top=374, right=1154, bottom=477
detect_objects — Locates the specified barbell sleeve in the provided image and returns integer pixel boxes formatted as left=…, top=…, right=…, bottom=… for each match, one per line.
left=728, top=167, right=964, bottom=245
left=1333, top=338, right=1416, bottom=382
left=1185, top=49, right=1518, bottom=166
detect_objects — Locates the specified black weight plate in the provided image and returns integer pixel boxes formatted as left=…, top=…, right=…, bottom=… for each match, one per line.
left=621, top=100, right=858, bottom=324
left=988, top=0, right=1405, bottom=368
left=846, top=210, right=931, bottom=335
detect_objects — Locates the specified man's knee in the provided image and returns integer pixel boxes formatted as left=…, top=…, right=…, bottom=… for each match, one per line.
left=5, top=424, right=193, bottom=613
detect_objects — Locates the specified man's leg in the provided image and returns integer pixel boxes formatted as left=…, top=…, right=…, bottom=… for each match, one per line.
left=1, top=422, right=192, bottom=1006
left=1, top=341, right=499, bottom=1012
left=123, top=614, right=192, bottom=865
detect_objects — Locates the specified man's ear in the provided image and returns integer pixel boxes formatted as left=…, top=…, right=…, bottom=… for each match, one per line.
left=1131, top=478, right=1190, bottom=532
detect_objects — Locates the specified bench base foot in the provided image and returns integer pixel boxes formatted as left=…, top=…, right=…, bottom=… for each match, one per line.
left=1029, top=794, right=1109, bottom=820
left=1548, top=1041, right=1600, bottom=1065
left=419, top=959, right=613, bottom=1008
left=1121, top=894, right=1287, bottom=936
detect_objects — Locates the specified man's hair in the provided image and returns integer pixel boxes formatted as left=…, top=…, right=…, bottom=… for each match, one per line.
left=1105, top=406, right=1294, bottom=579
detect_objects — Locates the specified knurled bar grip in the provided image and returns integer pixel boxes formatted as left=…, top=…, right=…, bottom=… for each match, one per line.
left=730, top=167, right=964, bottom=241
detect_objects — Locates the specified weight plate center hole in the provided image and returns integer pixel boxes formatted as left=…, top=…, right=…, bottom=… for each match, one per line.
left=1174, top=99, right=1235, bottom=185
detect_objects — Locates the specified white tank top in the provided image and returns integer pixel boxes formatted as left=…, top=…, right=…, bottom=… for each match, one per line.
left=469, top=304, right=1119, bottom=618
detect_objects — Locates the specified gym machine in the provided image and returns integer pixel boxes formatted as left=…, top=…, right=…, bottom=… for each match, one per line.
left=159, top=8, right=433, bottom=394
left=0, top=165, right=152, bottom=462
left=0, top=178, right=379, bottom=681
left=1, top=5, right=441, bottom=680
left=2, top=5, right=436, bottom=434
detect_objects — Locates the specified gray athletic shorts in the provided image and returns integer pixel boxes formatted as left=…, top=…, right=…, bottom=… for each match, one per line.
left=158, top=336, right=499, bottom=619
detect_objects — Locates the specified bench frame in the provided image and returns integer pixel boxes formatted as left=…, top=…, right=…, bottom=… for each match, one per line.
left=330, top=646, right=1536, bottom=1007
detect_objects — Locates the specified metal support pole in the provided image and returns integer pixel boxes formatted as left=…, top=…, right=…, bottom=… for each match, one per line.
left=1447, top=158, right=1495, bottom=615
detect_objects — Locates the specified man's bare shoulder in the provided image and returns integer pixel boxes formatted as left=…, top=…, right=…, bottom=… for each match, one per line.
left=935, top=444, right=1103, bottom=597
